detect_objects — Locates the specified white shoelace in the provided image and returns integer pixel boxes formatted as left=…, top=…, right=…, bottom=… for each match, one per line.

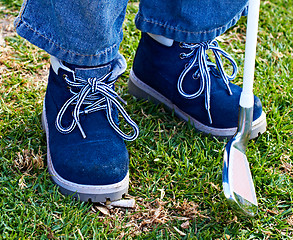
left=177, top=39, right=238, bottom=124
left=55, top=73, right=139, bottom=141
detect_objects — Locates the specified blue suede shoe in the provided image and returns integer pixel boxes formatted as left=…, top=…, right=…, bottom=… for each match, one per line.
left=129, top=33, right=266, bottom=139
left=42, top=54, right=139, bottom=202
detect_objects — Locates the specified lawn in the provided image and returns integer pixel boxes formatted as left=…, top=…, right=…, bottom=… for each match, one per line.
left=0, top=0, right=292, bottom=239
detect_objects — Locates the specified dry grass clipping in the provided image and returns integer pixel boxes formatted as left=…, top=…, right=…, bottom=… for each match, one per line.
left=280, top=153, right=292, bottom=177
left=14, top=148, right=44, bottom=172
left=91, top=197, right=209, bottom=238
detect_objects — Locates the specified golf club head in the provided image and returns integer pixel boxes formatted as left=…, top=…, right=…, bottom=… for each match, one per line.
left=223, top=144, right=258, bottom=217
left=223, top=107, right=258, bottom=217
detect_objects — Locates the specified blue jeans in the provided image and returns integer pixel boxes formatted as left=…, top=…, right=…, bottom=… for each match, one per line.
left=15, top=0, right=248, bottom=66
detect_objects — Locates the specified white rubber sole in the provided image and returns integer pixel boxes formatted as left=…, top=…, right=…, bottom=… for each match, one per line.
left=42, top=103, right=129, bottom=202
left=129, top=69, right=266, bottom=139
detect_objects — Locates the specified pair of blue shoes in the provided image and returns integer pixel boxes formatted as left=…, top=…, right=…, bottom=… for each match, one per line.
left=43, top=33, right=266, bottom=202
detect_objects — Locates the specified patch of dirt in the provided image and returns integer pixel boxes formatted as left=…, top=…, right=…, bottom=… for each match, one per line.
left=0, top=13, right=49, bottom=88
left=0, top=14, right=15, bottom=39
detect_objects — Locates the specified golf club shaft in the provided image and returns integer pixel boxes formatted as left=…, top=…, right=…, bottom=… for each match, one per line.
left=240, top=0, right=261, bottom=109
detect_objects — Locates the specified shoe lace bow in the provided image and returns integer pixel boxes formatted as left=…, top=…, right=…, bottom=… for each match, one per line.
left=178, top=39, right=238, bottom=124
left=55, top=73, right=139, bottom=141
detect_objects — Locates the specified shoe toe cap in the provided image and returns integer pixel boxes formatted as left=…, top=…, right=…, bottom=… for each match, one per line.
left=50, top=137, right=129, bottom=186
left=253, top=95, right=263, bottom=121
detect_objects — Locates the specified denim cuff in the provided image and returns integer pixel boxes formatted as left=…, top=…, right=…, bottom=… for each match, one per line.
left=135, top=3, right=248, bottom=43
left=15, top=19, right=120, bottom=66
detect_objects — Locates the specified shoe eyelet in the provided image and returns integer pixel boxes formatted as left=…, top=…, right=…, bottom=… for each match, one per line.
left=179, top=53, right=185, bottom=59
left=63, top=74, right=67, bottom=79
left=185, top=63, right=189, bottom=68
left=192, top=74, right=196, bottom=79
left=179, top=42, right=184, bottom=48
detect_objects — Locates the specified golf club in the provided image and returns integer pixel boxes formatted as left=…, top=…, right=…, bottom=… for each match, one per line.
left=222, top=0, right=261, bottom=217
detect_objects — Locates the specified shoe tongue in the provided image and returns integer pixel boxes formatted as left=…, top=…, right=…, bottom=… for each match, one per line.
left=74, top=64, right=111, bottom=80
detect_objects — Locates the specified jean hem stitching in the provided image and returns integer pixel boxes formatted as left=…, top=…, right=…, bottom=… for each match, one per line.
left=16, top=19, right=121, bottom=58
left=136, top=3, right=248, bottom=35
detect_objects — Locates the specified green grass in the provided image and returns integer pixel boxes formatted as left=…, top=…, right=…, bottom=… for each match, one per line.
left=0, top=0, right=292, bottom=239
